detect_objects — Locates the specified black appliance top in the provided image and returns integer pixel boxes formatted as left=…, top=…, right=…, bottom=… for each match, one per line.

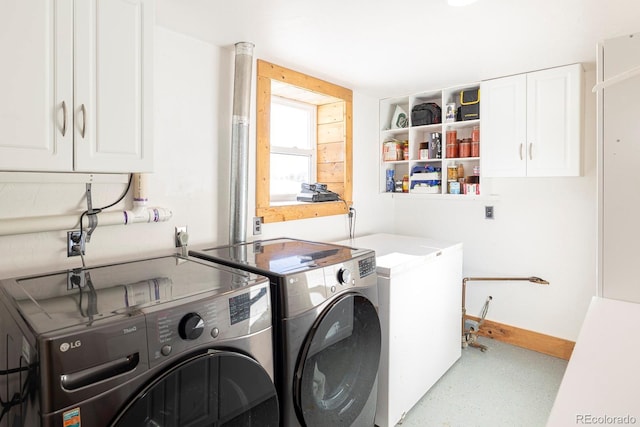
left=0, top=254, right=266, bottom=334
left=189, top=238, right=371, bottom=276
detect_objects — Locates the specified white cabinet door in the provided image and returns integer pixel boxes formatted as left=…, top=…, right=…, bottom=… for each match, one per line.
left=526, top=64, right=582, bottom=177
left=481, top=64, right=582, bottom=177
left=0, top=0, right=73, bottom=171
left=480, top=74, right=527, bottom=177
left=601, top=33, right=640, bottom=303
left=74, top=0, right=153, bottom=173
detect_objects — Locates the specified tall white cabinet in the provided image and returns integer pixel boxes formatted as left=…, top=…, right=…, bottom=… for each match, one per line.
left=0, top=0, right=154, bottom=173
left=481, top=64, right=583, bottom=177
left=599, top=32, right=640, bottom=303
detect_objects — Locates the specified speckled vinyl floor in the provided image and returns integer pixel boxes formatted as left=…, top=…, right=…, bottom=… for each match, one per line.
left=398, top=337, right=568, bottom=427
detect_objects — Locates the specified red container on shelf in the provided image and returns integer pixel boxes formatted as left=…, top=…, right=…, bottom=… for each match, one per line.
left=471, top=141, right=480, bottom=157
left=459, top=142, right=471, bottom=158
left=446, top=143, right=458, bottom=158
left=446, top=129, right=457, bottom=145
left=472, top=125, right=480, bottom=142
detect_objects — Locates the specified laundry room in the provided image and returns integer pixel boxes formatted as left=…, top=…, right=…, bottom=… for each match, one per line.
left=1, top=0, right=639, bottom=426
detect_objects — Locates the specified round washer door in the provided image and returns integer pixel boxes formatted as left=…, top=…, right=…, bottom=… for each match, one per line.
left=294, top=293, right=381, bottom=426
left=111, top=351, right=278, bottom=427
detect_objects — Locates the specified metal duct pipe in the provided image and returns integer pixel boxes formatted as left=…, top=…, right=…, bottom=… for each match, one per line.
left=229, top=42, right=254, bottom=245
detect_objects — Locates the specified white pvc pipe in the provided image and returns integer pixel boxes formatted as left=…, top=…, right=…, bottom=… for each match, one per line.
left=133, top=173, right=148, bottom=208
left=124, top=207, right=173, bottom=226
left=0, top=207, right=172, bottom=237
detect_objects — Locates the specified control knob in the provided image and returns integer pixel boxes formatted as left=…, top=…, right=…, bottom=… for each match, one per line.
left=337, top=268, right=352, bottom=285
left=179, top=312, right=205, bottom=340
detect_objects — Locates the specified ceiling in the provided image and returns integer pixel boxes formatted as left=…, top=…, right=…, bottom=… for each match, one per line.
left=156, top=0, right=639, bottom=98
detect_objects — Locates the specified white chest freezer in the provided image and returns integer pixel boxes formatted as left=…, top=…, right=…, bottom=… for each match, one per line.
left=335, top=233, right=463, bottom=427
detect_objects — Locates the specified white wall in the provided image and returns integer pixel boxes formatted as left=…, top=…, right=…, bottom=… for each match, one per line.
left=391, top=69, right=598, bottom=341
left=0, top=26, right=389, bottom=279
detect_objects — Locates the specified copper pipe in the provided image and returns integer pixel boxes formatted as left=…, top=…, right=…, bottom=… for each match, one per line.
left=461, top=276, right=549, bottom=349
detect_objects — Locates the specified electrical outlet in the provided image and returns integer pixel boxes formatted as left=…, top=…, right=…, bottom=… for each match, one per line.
left=253, top=217, right=263, bottom=235
left=67, top=269, right=85, bottom=289
left=485, top=206, right=495, bottom=220
left=67, top=230, right=86, bottom=257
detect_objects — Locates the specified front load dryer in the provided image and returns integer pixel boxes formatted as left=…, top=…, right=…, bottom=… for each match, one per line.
left=190, top=238, right=381, bottom=427
left=0, top=254, right=278, bottom=427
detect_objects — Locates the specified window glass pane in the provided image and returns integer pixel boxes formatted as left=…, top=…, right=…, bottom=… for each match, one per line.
left=271, top=101, right=312, bottom=149
left=270, top=153, right=310, bottom=200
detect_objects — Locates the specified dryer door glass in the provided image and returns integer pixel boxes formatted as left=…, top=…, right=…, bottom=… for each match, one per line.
left=110, top=351, right=279, bottom=427
left=294, top=294, right=381, bottom=426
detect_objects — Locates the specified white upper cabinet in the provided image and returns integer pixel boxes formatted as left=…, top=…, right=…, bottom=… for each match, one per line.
left=0, top=0, right=153, bottom=173
left=481, top=64, right=583, bottom=177
left=526, top=65, right=583, bottom=176
left=0, top=1, right=73, bottom=171
left=479, top=74, right=527, bottom=177
left=74, top=0, right=153, bottom=172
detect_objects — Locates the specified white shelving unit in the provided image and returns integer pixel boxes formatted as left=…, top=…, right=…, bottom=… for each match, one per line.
left=379, top=83, right=482, bottom=196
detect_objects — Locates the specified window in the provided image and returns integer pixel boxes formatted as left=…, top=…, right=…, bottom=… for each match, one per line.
left=269, top=96, right=316, bottom=203
left=256, top=60, right=353, bottom=223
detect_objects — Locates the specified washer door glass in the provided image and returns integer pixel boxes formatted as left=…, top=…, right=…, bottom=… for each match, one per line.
left=294, top=294, right=381, bottom=426
left=111, top=351, right=278, bottom=427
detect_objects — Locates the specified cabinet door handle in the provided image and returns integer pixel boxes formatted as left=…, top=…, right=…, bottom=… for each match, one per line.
left=61, top=101, right=67, bottom=137
left=80, top=104, right=87, bottom=139
left=529, top=143, right=533, bottom=160
left=519, top=143, right=524, bottom=160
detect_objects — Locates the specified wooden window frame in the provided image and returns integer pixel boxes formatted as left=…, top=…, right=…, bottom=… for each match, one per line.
left=256, top=60, right=353, bottom=223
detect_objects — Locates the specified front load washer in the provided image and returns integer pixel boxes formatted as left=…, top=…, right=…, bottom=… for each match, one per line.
left=190, top=238, right=381, bottom=427
left=0, top=254, right=278, bottom=427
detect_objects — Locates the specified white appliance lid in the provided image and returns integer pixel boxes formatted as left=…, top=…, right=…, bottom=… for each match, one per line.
left=335, top=233, right=461, bottom=276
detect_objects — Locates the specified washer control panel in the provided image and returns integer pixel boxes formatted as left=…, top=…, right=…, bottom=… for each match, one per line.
left=358, top=256, right=377, bottom=278
left=144, top=283, right=271, bottom=367
left=282, top=251, right=378, bottom=318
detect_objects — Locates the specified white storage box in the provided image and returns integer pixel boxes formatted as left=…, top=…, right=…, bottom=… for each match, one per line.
left=411, top=184, right=441, bottom=194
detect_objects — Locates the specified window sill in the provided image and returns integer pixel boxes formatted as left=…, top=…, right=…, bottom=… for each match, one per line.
left=256, top=200, right=350, bottom=223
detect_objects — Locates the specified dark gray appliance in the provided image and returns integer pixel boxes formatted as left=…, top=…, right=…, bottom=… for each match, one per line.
left=190, top=238, right=381, bottom=427
left=0, top=254, right=278, bottom=427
